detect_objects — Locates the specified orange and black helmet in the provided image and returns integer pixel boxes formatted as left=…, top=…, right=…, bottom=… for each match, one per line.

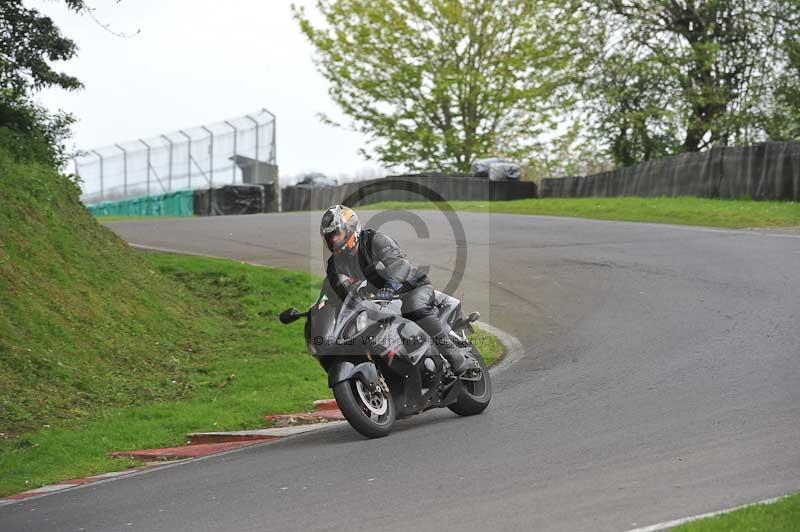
left=320, top=205, right=361, bottom=254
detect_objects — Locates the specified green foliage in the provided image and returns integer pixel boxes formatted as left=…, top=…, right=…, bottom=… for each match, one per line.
left=295, top=0, right=799, bottom=172
left=579, top=0, right=800, bottom=165
left=581, top=49, right=683, bottom=166
left=0, top=0, right=85, bottom=165
left=522, top=120, right=614, bottom=182
left=764, top=28, right=800, bottom=141
left=0, top=89, right=75, bottom=166
left=0, top=0, right=84, bottom=93
left=294, top=0, right=583, bottom=172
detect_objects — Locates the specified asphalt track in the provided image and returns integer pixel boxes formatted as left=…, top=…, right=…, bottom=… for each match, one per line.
left=2, top=211, right=799, bottom=532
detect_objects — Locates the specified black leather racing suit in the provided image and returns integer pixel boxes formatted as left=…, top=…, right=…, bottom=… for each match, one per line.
left=325, top=229, right=448, bottom=341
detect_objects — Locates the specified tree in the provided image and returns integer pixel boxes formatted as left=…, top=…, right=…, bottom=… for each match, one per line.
left=582, top=50, right=683, bottom=166
left=294, top=0, right=583, bottom=173
left=0, top=89, right=75, bottom=165
left=521, top=120, right=614, bottom=182
left=763, top=24, right=800, bottom=141
left=580, top=0, right=800, bottom=165
left=0, top=0, right=85, bottom=164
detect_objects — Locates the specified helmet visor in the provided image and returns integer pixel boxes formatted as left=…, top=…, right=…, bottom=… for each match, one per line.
left=323, top=227, right=346, bottom=252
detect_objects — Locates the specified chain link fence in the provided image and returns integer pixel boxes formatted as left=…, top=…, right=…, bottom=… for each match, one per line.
left=73, top=109, right=277, bottom=204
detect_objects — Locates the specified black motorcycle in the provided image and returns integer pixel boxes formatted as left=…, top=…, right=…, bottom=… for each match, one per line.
left=279, top=277, right=492, bottom=438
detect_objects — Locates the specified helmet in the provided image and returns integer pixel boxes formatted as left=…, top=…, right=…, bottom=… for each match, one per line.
left=320, top=205, right=361, bottom=254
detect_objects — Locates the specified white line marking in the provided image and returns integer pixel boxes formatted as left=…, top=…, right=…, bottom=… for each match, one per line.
left=88, top=470, right=137, bottom=479
left=622, top=494, right=791, bottom=532
left=22, top=484, right=75, bottom=494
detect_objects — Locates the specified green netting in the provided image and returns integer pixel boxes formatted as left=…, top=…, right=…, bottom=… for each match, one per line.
left=86, top=190, right=195, bottom=217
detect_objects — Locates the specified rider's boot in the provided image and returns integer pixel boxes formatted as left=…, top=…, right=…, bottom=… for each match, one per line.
left=436, top=334, right=480, bottom=376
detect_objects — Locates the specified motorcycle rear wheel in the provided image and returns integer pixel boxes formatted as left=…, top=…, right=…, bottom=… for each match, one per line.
left=448, top=348, right=492, bottom=416
left=333, top=378, right=396, bottom=438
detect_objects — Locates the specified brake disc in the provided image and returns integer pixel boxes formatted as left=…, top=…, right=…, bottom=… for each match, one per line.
left=355, top=380, right=388, bottom=415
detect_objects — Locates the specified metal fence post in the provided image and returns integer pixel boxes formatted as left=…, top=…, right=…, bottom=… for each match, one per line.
left=178, top=130, right=192, bottom=189
left=91, top=150, right=104, bottom=201
left=161, top=135, right=173, bottom=192
left=245, top=114, right=259, bottom=181
left=201, top=125, right=213, bottom=187
left=114, top=144, right=127, bottom=198
left=262, top=107, right=278, bottom=211
left=139, top=139, right=151, bottom=196
left=224, top=120, right=237, bottom=184
left=262, top=108, right=277, bottom=164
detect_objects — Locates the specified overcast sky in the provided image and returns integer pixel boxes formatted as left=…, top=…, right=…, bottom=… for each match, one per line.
left=31, top=0, right=377, bottom=179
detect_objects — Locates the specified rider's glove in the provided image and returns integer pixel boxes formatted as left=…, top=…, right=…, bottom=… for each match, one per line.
left=376, top=287, right=397, bottom=300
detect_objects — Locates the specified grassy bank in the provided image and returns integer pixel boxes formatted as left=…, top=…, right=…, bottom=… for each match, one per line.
left=0, top=252, right=328, bottom=496
left=0, top=151, right=212, bottom=438
left=673, top=493, right=800, bottom=531
left=0, top=148, right=320, bottom=495
left=364, top=197, right=800, bottom=228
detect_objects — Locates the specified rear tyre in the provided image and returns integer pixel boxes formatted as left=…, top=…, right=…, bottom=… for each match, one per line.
left=333, top=378, right=396, bottom=438
left=448, top=348, right=492, bottom=416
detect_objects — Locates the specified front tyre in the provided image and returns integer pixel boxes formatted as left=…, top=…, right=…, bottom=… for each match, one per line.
left=448, top=348, right=492, bottom=416
left=333, top=378, right=396, bottom=438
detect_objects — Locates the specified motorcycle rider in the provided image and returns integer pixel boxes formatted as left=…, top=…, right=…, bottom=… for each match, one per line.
left=320, top=205, right=479, bottom=376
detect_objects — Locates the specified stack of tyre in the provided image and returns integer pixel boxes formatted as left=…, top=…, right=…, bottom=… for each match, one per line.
left=471, top=157, right=521, bottom=181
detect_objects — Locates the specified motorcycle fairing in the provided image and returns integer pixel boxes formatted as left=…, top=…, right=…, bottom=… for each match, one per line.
left=327, top=360, right=381, bottom=390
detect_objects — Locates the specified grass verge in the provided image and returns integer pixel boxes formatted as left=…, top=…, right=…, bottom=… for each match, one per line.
left=672, top=493, right=800, bottom=531
left=470, top=324, right=502, bottom=367
left=364, top=197, right=800, bottom=228
left=0, top=251, right=504, bottom=497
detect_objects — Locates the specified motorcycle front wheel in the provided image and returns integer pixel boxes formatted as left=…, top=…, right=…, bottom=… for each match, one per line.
left=448, top=347, right=492, bottom=416
left=333, top=378, right=396, bottom=438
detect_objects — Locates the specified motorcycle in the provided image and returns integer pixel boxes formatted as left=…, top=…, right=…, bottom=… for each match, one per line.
left=279, top=274, right=492, bottom=438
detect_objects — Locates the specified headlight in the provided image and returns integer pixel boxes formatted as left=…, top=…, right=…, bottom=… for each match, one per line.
left=356, top=311, right=368, bottom=332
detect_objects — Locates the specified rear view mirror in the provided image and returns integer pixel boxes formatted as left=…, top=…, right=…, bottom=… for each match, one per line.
left=279, top=307, right=301, bottom=324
